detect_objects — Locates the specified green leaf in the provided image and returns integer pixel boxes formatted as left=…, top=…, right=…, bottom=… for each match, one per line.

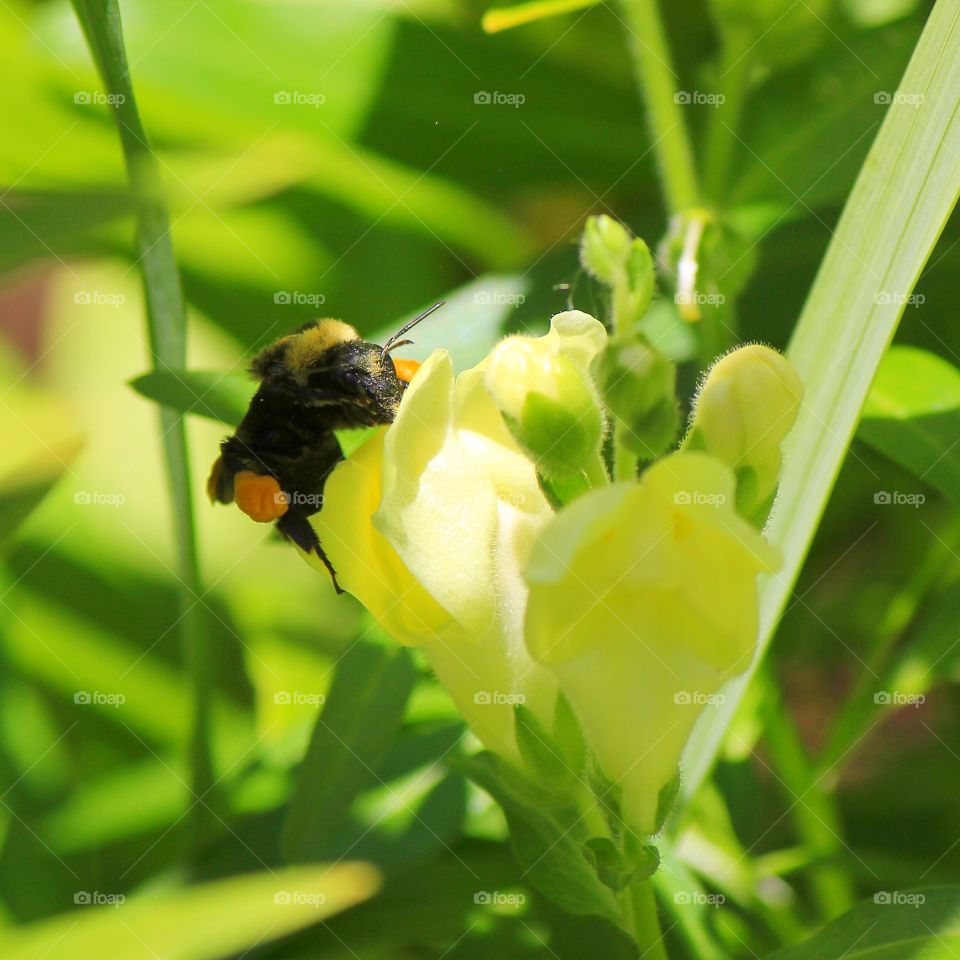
left=459, top=751, right=622, bottom=923
left=683, top=0, right=960, bottom=799
left=130, top=370, right=254, bottom=426
left=330, top=771, right=468, bottom=872
left=282, top=641, right=418, bottom=861
left=0, top=864, right=379, bottom=960
left=768, top=887, right=960, bottom=959
left=859, top=345, right=960, bottom=506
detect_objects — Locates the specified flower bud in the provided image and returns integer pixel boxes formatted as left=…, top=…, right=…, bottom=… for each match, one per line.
left=685, top=344, right=803, bottom=525
left=485, top=312, right=607, bottom=481
left=580, top=214, right=632, bottom=285
left=600, top=335, right=679, bottom=459
left=580, top=216, right=655, bottom=325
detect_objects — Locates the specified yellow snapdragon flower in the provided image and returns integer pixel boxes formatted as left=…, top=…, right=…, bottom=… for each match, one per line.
left=311, top=348, right=558, bottom=760
left=309, top=313, right=800, bottom=838
left=524, top=452, right=780, bottom=832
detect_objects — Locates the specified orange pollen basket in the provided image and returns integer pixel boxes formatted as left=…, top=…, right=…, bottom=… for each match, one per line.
left=234, top=471, right=288, bottom=522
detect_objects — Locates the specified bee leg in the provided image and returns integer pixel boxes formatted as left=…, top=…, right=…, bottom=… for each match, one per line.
left=276, top=512, right=344, bottom=595
left=313, top=543, right=344, bottom=596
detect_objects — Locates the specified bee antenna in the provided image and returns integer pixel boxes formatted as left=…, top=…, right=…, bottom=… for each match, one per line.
left=382, top=301, right=445, bottom=356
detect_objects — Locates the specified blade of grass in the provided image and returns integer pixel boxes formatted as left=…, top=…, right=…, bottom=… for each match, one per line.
left=683, top=0, right=960, bottom=797
left=70, top=0, right=215, bottom=865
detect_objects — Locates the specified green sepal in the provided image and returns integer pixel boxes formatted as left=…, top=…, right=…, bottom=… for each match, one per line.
left=514, top=704, right=573, bottom=792
left=457, top=751, right=622, bottom=923
left=654, top=772, right=682, bottom=834
left=582, top=836, right=660, bottom=892
left=512, top=391, right=604, bottom=480
left=588, top=760, right=626, bottom=842
left=582, top=837, right=638, bottom=892
left=553, top=693, right=588, bottom=776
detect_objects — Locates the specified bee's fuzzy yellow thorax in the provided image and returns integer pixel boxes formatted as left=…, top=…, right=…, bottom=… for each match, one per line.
left=285, top=319, right=359, bottom=374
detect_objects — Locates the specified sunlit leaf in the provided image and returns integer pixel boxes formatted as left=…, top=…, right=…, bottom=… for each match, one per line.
left=768, top=887, right=960, bottom=959
left=859, top=345, right=960, bottom=505
left=0, top=864, right=380, bottom=960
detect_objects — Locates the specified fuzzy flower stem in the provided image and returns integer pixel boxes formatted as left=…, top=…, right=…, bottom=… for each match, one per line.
left=618, top=0, right=700, bottom=214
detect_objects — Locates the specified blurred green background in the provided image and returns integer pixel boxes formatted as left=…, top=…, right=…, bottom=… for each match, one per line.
left=2, top=0, right=960, bottom=956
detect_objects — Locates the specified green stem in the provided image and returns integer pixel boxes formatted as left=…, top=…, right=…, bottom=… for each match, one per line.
left=585, top=449, right=613, bottom=487
left=625, top=879, right=669, bottom=960
left=613, top=432, right=637, bottom=482
left=703, top=31, right=752, bottom=203
left=71, top=0, right=214, bottom=868
left=764, top=688, right=855, bottom=919
left=618, top=0, right=700, bottom=214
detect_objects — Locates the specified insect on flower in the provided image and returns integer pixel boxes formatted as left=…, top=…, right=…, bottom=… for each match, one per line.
left=207, top=302, right=444, bottom=593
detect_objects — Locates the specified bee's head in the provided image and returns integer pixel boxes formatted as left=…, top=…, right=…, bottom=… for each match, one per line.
left=250, top=319, right=410, bottom=423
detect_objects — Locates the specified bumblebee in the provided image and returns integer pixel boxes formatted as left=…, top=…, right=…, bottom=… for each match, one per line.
left=207, top=303, right=443, bottom=593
